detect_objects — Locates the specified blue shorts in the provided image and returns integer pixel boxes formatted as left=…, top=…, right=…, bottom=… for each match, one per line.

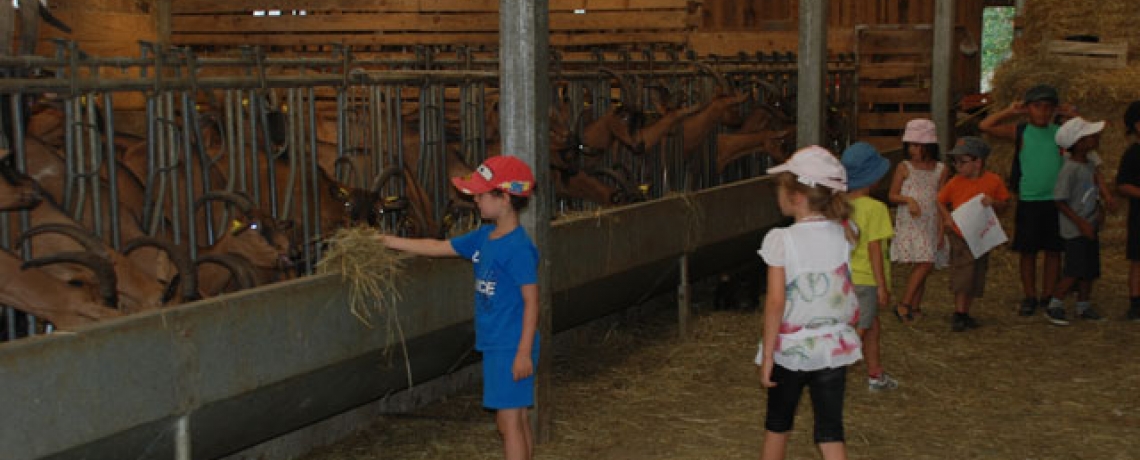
left=482, top=343, right=540, bottom=410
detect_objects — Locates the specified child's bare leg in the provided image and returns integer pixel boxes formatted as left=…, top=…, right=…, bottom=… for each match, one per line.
left=1043, top=251, right=1062, bottom=299
left=496, top=408, right=530, bottom=460
left=1019, top=252, right=1038, bottom=299
left=1051, top=276, right=1077, bottom=301
left=1131, top=262, right=1140, bottom=297
left=1076, top=279, right=1092, bottom=302
left=903, top=262, right=933, bottom=312
left=818, top=441, right=849, bottom=460
left=860, top=318, right=882, bottom=376
left=955, top=292, right=971, bottom=314
left=761, top=431, right=789, bottom=460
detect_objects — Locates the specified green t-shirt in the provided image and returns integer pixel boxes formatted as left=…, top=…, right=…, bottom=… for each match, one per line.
left=1018, top=124, right=1062, bottom=201
left=849, top=196, right=893, bottom=287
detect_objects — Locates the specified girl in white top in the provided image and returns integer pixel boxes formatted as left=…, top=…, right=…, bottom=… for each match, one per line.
left=757, top=146, right=861, bottom=460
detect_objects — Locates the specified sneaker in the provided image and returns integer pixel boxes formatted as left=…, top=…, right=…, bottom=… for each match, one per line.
left=1129, top=305, right=1140, bottom=321
left=1076, top=305, right=1105, bottom=321
left=1045, top=306, right=1070, bottom=326
left=951, top=313, right=969, bottom=332
left=1018, top=297, right=1037, bottom=316
left=961, top=314, right=981, bottom=329
left=868, top=372, right=899, bottom=391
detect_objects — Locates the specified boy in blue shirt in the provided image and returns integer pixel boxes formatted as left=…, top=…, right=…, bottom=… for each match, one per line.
left=380, top=155, right=540, bottom=460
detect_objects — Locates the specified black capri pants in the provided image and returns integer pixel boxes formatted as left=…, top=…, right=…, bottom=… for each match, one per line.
left=764, top=364, right=848, bottom=444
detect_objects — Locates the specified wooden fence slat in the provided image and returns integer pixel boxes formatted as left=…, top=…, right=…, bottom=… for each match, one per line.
left=171, top=31, right=691, bottom=48
left=172, top=10, right=692, bottom=34
left=688, top=30, right=857, bottom=55
left=858, top=87, right=930, bottom=103
left=858, top=63, right=931, bottom=80
left=858, top=111, right=930, bottom=130
left=171, top=0, right=691, bottom=14
left=857, top=29, right=933, bottom=54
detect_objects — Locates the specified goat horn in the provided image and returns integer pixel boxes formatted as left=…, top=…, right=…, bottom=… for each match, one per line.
left=592, top=167, right=645, bottom=204
left=18, top=224, right=108, bottom=257
left=370, top=166, right=403, bottom=194
left=195, top=191, right=254, bottom=215
left=695, top=62, right=732, bottom=95
left=23, top=251, right=119, bottom=308
left=195, top=253, right=258, bottom=292
left=598, top=67, right=639, bottom=111
left=123, top=237, right=197, bottom=304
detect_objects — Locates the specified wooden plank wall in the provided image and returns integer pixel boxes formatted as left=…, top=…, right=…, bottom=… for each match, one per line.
left=692, top=0, right=983, bottom=97
left=34, top=0, right=156, bottom=56
left=170, top=0, right=699, bottom=49
left=856, top=26, right=933, bottom=152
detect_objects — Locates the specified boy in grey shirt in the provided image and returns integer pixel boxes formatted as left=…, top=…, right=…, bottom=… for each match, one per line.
left=1044, top=117, right=1108, bottom=325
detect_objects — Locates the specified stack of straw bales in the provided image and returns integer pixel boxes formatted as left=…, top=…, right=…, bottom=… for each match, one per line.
left=988, top=0, right=1140, bottom=179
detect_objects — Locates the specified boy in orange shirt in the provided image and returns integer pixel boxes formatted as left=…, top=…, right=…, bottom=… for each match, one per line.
left=936, top=137, right=1011, bottom=332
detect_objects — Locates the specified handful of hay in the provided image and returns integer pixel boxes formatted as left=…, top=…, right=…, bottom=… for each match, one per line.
left=316, top=226, right=413, bottom=385
left=316, top=226, right=406, bottom=328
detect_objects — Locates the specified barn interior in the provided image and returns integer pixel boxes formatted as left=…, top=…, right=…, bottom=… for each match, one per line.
left=3, top=1, right=1137, bottom=459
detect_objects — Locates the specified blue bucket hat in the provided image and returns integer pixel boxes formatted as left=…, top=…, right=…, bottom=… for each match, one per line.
left=840, top=142, right=890, bottom=191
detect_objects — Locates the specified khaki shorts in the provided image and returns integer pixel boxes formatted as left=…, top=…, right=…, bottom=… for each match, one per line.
left=949, top=232, right=988, bottom=298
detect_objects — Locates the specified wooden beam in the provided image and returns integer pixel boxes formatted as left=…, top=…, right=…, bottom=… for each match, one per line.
left=858, top=87, right=931, bottom=103
left=687, top=29, right=857, bottom=55
left=171, top=31, right=690, bottom=47
left=172, top=10, right=691, bottom=33
left=172, top=0, right=690, bottom=14
left=858, top=111, right=930, bottom=130
left=858, top=63, right=931, bottom=80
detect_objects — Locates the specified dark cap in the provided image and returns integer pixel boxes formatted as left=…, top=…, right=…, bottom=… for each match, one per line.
left=946, top=136, right=991, bottom=159
left=1023, top=85, right=1059, bottom=104
left=1125, top=101, right=1140, bottom=135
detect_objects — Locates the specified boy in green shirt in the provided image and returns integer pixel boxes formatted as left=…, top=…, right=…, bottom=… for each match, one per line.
left=841, top=142, right=898, bottom=391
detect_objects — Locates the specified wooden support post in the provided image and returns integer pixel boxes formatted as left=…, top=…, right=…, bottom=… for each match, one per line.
left=500, top=0, right=553, bottom=444
left=796, top=0, right=828, bottom=148
left=932, top=0, right=955, bottom=150
left=156, top=0, right=172, bottom=48
left=678, top=253, right=691, bottom=337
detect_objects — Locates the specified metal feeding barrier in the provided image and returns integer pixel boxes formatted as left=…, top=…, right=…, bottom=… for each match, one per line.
left=0, top=41, right=858, bottom=460
left=0, top=41, right=856, bottom=342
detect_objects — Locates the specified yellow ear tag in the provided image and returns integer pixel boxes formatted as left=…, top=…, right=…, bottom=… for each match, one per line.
left=229, top=219, right=244, bottom=234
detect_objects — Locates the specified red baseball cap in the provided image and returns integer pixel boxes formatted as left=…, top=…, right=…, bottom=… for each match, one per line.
left=451, top=155, right=535, bottom=197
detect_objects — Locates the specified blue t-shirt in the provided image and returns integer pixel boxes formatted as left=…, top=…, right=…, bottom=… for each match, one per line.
left=450, top=225, right=539, bottom=351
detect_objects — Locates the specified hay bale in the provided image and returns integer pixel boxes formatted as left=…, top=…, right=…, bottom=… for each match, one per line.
left=987, top=0, right=1140, bottom=206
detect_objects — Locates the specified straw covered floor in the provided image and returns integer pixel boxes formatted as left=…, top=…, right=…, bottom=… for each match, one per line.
left=302, top=236, right=1140, bottom=460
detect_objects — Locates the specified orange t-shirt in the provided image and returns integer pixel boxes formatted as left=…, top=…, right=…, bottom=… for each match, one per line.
left=936, top=171, right=1011, bottom=235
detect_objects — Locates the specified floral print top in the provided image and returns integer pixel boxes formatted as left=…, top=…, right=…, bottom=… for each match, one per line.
left=756, top=220, right=863, bottom=371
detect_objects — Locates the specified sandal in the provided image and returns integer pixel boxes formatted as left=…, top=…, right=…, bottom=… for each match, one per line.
left=910, top=306, right=925, bottom=321
left=893, top=304, right=914, bottom=323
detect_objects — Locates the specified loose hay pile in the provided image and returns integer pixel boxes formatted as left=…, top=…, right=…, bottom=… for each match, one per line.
left=315, top=226, right=412, bottom=384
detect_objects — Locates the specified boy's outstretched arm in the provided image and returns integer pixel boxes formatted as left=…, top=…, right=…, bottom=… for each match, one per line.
left=378, top=235, right=458, bottom=257
left=512, top=283, right=539, bottom=381
left=978, top=101, right=1025, bottom=141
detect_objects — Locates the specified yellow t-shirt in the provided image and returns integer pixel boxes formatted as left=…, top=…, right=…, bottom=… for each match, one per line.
left=849, top=196, right=894, bottom=287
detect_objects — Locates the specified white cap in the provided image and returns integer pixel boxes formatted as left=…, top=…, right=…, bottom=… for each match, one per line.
left=1055, top=117, right=1105, bottom=149
left=766, top=145, right=847, bottom=191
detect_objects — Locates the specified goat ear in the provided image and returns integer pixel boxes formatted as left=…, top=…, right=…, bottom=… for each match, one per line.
left=229, top=219, right=248, bottom=236
left=329, top=184, right=350, bottom=201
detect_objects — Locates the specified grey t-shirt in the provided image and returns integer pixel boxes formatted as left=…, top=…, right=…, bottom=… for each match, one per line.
left=1053, top=158, right=1099, bottom=239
